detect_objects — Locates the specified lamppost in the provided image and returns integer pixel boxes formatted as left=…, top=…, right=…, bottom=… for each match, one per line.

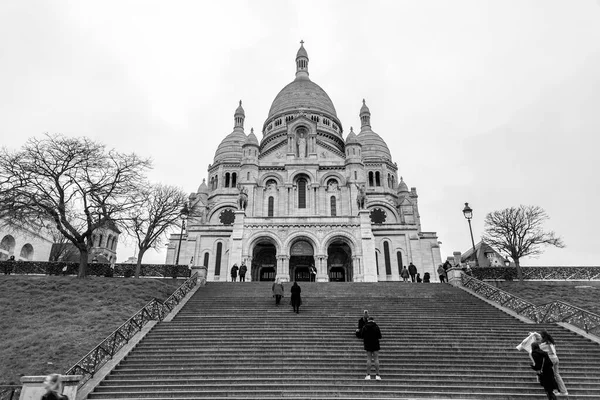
left=174, top=204, right=190, bottom=265
left=462, top=202, right=479, bottom=267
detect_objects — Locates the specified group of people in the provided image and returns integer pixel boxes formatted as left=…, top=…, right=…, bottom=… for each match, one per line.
left=229, top=263, right=248, bottom=282
left=517, top=330, right=569, bottom=399
left=399, top=262, right=421, bottom=282
left=271, top=278, right=302, bottom=313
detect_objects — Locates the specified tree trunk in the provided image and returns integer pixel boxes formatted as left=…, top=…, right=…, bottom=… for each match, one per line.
left=78, top=247, right=89, bottom=278
left=135, top=248, right=147, bottom=279
left=515, top=257, right=523, bottom=281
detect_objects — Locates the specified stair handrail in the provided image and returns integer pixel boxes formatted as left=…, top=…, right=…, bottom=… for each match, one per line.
left=64, top=273, right=198, bottom=386
left=461, top=274, right=600, bottom=336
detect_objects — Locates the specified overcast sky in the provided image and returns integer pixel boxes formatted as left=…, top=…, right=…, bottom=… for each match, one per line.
left=1, top=1, right=599, bottom=265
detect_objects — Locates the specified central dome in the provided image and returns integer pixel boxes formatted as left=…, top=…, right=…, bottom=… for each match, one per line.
left=267, top=76, right=338, bottom=119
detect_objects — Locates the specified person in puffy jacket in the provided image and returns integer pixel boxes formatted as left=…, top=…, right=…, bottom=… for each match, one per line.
left=362, top=316, right=382, bottom=380
left=408, top=262, right=417, bottom=282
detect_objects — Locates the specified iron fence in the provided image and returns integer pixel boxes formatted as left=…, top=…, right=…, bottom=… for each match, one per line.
left=462, top=274, right=600, bottom=336
left=471, top=266, right=600, bottom=281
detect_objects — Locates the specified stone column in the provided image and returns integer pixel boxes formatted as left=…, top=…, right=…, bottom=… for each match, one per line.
left=276, top=255, right=290, bottom=282
left=359, top=210, right=378, bottom=282
left=352, top=255, right=363, bottom=282
left=316, top=255, right=328, bottom=282
left=244, top=256, right=253, bottom=282
left=447, top=267, right=464, bottom=287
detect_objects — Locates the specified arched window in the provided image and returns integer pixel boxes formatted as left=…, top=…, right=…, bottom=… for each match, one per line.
left=368, top=171, right=374, bottom=187
left=19, top=244, right=34, bottom=261
left=225, top=173, right=230, bottom=188
left=247, top=172, right=250, bottom=181
left=215, top=243, right=222, bottom=276
left=268, top=196, right=274, bottom=217
left=396, top=251, right=403, bottom=275
left=112, top=237, right=118, bottom=250
left=106, top=235, right=112, bottom=249
left=383, top=241, right=392, bottom=275
left=387, top=174, right=391, bottom=188
left=354, top=171, right=358, bottom=180
left=375, top=252, right=379, bottom=275
left=391, top=175, right=395, bottom=188
left=297, top=178, right=307, bottom=208
left=353, top=148, right=356, bottom=155
left=375, top=171, right=381, bottom=186
left=98, top=234, right=103, bottom=247
left=214, top=176, right=218, bottom=189
left=231, top=173, right=237, bottom=187
left=330, top=196, right=337, bottom=216
left=203, top=252, right=209, bottom=267
left=210, top=177, right=214, bottom=189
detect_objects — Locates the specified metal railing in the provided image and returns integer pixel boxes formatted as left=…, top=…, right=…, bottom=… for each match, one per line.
left=462, top=274, right=600, bottom=336
left=65, top=273, right=198, bottom=386
left=471, top=266, right=600, bottom=281
left=0, top=386, right=20, bottom=400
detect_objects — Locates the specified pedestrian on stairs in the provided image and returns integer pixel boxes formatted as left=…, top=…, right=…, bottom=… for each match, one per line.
left=408, top=262, right=417, bottom=282
left=437, top=264, right=447, bottom=283
left=539, top=331, right=568, bottom=396
left=272, top=278, right=284, bottom=305
left=423, top=272, right=430, bottom=283
left=356, top=310, right=369, bottom=338
left=230, top=264, right=239, bottom=282
left=291, top=281, right=302, bottom=313
left=42, top=374, right=68, bottom=400
left=400, top=266, right=410, bottom=282
left=416, top=273, right=422, bottom=283
left=530, top=342, right=558, bottom=400
left=362, top=316, right=382, bottom=380
left=239, top=262, right=247, bottom=282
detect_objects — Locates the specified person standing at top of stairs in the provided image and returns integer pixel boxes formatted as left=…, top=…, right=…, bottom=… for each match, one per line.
left=362, top=316, right=382, bottom=380
left=408, top=262, right=417, bottom=282
left=230, top=264, right=238, bottom=282
left=239, top=262, right=247, bottom=282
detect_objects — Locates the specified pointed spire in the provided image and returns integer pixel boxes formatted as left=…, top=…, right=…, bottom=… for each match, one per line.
left=360, top=99, right=371, bottom=129
left=295, top=40, right=309, bottom=79
left=234, top=100, right=245, bottom=129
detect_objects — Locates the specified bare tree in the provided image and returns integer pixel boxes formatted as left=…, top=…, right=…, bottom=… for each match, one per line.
left=123, top=184, right=190, bottom=278
left=0, top=134, right=151, bottom=277
left=482, top=205, right=565, bottom=281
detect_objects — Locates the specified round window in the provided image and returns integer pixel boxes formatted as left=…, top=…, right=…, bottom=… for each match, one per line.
left=219, top=209, right=236, bottom=225
left=370, top=208, right=387, bottom=224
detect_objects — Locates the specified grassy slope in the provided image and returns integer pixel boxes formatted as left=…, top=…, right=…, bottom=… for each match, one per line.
left=497, top=281, right=600, bottom=315
left=0, top=276, right=181, bottom=385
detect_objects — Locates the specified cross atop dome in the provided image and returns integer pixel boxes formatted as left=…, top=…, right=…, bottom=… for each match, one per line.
left=234, top=100, right=245, bottom=130
left=296, top=40, right=309, bottom=79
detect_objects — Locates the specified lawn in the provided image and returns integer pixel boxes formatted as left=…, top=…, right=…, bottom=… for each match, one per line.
left=0, top=275, right=182, bottom=385
left=497, top=281, right=600, bottom=315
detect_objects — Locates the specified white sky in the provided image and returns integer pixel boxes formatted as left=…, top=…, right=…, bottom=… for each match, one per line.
left=1, top=1, right=599, bottom=266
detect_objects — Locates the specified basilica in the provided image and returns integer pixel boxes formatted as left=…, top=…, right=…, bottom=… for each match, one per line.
left=166, top=42, right=442, bottom=282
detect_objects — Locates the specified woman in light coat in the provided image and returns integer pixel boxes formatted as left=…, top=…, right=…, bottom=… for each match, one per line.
left=272, top=278, right=284, bottom=305
left=540, top=331, right=568, bottom=396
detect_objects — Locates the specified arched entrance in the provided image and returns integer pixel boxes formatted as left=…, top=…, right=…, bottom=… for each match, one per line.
left=327, top=241, right=353, bottom=282
left=289, top=239, right=314, bottom=282
left=251, top=240, right=277, bottom=281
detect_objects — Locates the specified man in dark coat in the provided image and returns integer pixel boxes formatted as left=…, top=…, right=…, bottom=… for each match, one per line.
left=291, top=282, right=302, bottom=313
left=408, top=262, right=417, bottom=282
left=355, top=310, right=369, bottom=338
left=230, top=264, right=238, bottom=282
left=239, top=262, right=247, bottom=282
left=362, top=316, right=382, bottom=380
left=530, top=342, right=558, bottom=399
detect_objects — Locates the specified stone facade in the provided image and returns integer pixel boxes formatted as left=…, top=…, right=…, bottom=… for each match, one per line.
left=0, top=220, right=53, bottom=262
left=166, top=42, right=442, bottom=282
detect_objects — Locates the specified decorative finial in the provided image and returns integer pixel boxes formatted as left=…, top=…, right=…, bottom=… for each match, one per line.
left=362, top=99, right=366, bottom=105
left=300, top=40, right=304, bottom=46
left=400, top=176, right=403, bottom=181
left=239, top=100, right=242, bottom=106
left=202, top=178, right=205, bottom=183
left=251, top=127, right=254, bottom=134
left=350, top=127, right=354, bottom=133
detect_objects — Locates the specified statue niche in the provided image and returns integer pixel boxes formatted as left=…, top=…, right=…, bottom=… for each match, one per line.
left=296, top=127, right=308, bottom=158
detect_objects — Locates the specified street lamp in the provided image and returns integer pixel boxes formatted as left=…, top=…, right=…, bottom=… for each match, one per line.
left=462, top=202, right=479, bottom=267
left=174, top=204, right=190, bottom=265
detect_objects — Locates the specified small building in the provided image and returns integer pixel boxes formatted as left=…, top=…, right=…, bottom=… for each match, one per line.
left=461, top=241, right=508, bottom=267
left=0, top=219, right=53, bottom=262
left=49, top=220, right=121, bottom=263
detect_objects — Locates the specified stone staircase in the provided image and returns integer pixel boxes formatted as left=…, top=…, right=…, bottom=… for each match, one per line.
left=88, top=282, right=600, bottom=399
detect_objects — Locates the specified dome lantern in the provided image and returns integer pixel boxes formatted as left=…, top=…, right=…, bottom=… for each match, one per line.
left=296, top=40, right=309, bottom=79
left=234, top=100, right=245, bottom=130
left=360, top=99, right=371, bottom=130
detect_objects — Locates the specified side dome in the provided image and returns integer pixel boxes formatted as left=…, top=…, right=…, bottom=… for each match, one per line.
left=397, top=177, right=409, bottom=193
left=213, top=130, right=247, bottom=163
left=268, top=78, right=337, bottom=119
left=243, top=128, right=259, bottom=147
left=357, top=130, right=391, bottom=161
left=345, top=127, right=359, bottom=145
left=197, top=178, right=209, bottom=194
